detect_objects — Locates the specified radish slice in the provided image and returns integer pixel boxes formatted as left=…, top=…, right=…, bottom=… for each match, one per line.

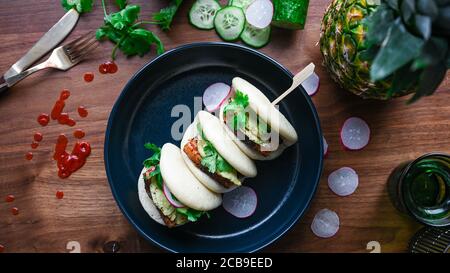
left=203, top=82, right=231, bottom=112
left=323, top=136, right=328, bottom=157
left=223, top=186, right=257, bottom=218
left=302, top=72, right=320, bottom=96
left=311, top=209, right=340, bottom=238
left=328, top=167, right=358, bottom=196
left=163, top=183, right=185, bottom=208
left=340, top=117, right=370, bottom=150
left=245, top=0, right=273, bottom=29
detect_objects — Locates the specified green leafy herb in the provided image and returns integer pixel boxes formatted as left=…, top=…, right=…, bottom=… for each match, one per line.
left=223, top=90, right=249, bottom=131
left=61, top=0, right=93, bottom=13
left=143, top=143, right=163, bottom=189
left=96, top=1, right=164, bottom=60
left=153, top=0, right=184, bottom=30
left=200, top=139, right=234, bottom=174
left=176, top=207, right=210, bottom=222
left=115, top=0, right=127, bottom=10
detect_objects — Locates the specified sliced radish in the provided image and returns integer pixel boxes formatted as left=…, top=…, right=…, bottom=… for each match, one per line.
left=311, top=209, right=340, bottom=238
left=340, top=117, right=370, bottom=150
left=163, top=182, right=186, bottom=208
left=223, top=186, right=257, bottom=218
left=323, top=136, right=328, bottom=157
left=302, top=72, right=320, bottom=96
left=328, top=167, right=358, bottom=196
left=245, top=0, right=273, bottom=29
left=203, top=82, right=231, bottom=112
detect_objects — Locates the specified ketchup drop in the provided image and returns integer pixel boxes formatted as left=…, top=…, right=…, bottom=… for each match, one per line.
left=5, top=194, right=15, bottom=203
left=106, top=62, right=118, bottom=74
left=73, top=129, right=85, bottom=139
left=60, top=89, right=70, bottom=100
left=37, top=113, right=50, bottom=126
left=11, top=207, right=19, bottom=215
left=84, top=72, right=94, bottom=82
left=77, top=106, right=88, bottom=118
left=34, top=132, right=43, bottom=142
left=53, top=134, right=91, bottom=179
left=99, top=61, right=118, bottom=74
left=31, top=141, right=39, bottom=149
left=0, top=244, right=4, bottom=253
left=99, top=63, right=108, bottom=74
left=25, top=152, right=33, bottom=160
left=56, top=190, right=64, bottom=199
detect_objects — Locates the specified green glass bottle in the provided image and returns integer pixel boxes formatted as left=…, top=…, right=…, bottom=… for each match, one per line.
left=388, top=153, right=450, bottom=227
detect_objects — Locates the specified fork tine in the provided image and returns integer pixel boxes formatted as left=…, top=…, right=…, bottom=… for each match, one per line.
left=63, top=31, right=94, bottom=51
left=70, top=41, right=99, bottom=64
left=68, top=37, right=98, bottom=61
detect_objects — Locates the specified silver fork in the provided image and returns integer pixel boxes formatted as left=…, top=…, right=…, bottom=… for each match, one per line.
left=4, top=32, right=98, bottom=88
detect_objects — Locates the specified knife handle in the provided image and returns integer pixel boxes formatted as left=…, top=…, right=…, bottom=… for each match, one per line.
left=0, top=77, right=8, bottom=95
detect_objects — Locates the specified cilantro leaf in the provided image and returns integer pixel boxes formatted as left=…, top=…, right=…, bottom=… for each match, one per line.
left=223, top=90, right=249, bottom=131
left=152, top=0, right=184, bottom=31
left=115, top=0, right=127, bottom=10
left=96, top=2, right=165, bottom=60
left=200, top=139, right=233, bottom=174
left=142, top=143, right=163, bottom=189
left=176, top=207, right=208, bottom=222
left=61, top=0, right=93, bottom=13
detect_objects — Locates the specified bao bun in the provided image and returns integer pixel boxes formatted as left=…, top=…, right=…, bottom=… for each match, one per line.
left=219, top=77, right=298, bottom=160
left=180, top=111, right=257, bottom=193
left=137, top=143, right=222, bottom=226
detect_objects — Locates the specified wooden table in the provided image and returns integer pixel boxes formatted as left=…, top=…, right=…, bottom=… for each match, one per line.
left=0, top=0, right=448, bottom=253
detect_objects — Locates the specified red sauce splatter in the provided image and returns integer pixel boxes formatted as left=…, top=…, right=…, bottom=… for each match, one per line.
left=56, top=190, right=64, bottom=199
left=60, top=89, right=70, bottom=100
left=11, top=207, right=19, bottom=215
left=0, top=244, right=4, bottom=253
left=5, top=195, right=15, bottom=203
left=84, top=72, right=94, bottom=82
left=73, top=129, right=85, bottom=139
left=58, top=113, right=69, bottom=124
left=99, top=63, right=108, bottom=74
left=31, top=141, right=39, bottom=149
left=34, top=132, right=43, bottom=142
left=25, top=152, right=33, bottom=160
left=53, top=134, right=91, bottom=179
left=51, top=100, right=65, bottom=120
left=106, top=62, right=118, bottom=74
left=66, top=118, right=76, bottom=127
left=37, top=113, right=50, bottom=126
left=99, top=61, right=118, bottom=74
left=77, top=106, right=88, bottom=118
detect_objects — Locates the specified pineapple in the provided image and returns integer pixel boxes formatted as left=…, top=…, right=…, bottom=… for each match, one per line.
left=319, top=0, right=450, bottom=101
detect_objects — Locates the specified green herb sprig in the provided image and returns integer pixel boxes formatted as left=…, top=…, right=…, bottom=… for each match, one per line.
left=96, top=1, right=164, bottom=60
left=153, top=0, right=184, bottom=31
left=223, top=90, right=249, bottom=131
left=61, top=0, right=94, bottom=13
left=143, top=143, right=163, bottom=189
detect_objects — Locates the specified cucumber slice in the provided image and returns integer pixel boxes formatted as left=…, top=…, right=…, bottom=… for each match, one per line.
left=189, top=0, right=221, bottom=30
left=230, top=0, right=254, bottom=10
left=214, top=7, right=246, bottom=41
left=240, top=22, right=271, bottom=48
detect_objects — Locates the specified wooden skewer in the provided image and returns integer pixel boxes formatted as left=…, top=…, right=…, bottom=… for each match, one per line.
left=271, top=62, right=315, bottom=105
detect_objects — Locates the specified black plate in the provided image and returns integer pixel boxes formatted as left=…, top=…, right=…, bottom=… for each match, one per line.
left=104, top=43, right=323, bottom=252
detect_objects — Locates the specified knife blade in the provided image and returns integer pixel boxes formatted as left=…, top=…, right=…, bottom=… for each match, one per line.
left=3, top=8, right=79, bottom=79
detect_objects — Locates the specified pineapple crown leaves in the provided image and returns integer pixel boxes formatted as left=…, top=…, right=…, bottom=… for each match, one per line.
left=363, top=0, right=450, bottom=103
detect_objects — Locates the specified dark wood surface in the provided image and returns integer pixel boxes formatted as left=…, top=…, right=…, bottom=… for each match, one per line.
left=0, top=0, right=448, bottom=253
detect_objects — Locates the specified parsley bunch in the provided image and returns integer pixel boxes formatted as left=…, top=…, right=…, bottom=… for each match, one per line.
left=61, top=0, right=93, bottom=13
left=223, top=90, right=249, bottom=131
left=143, top=143, right=163, bottom=190
left=96, top=1, right=164, bottom=60
left=153, top=0, right=184, bottom=31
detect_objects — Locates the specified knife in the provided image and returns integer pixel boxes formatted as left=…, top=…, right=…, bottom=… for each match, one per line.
left=3, top=8, right=79, bottom=80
